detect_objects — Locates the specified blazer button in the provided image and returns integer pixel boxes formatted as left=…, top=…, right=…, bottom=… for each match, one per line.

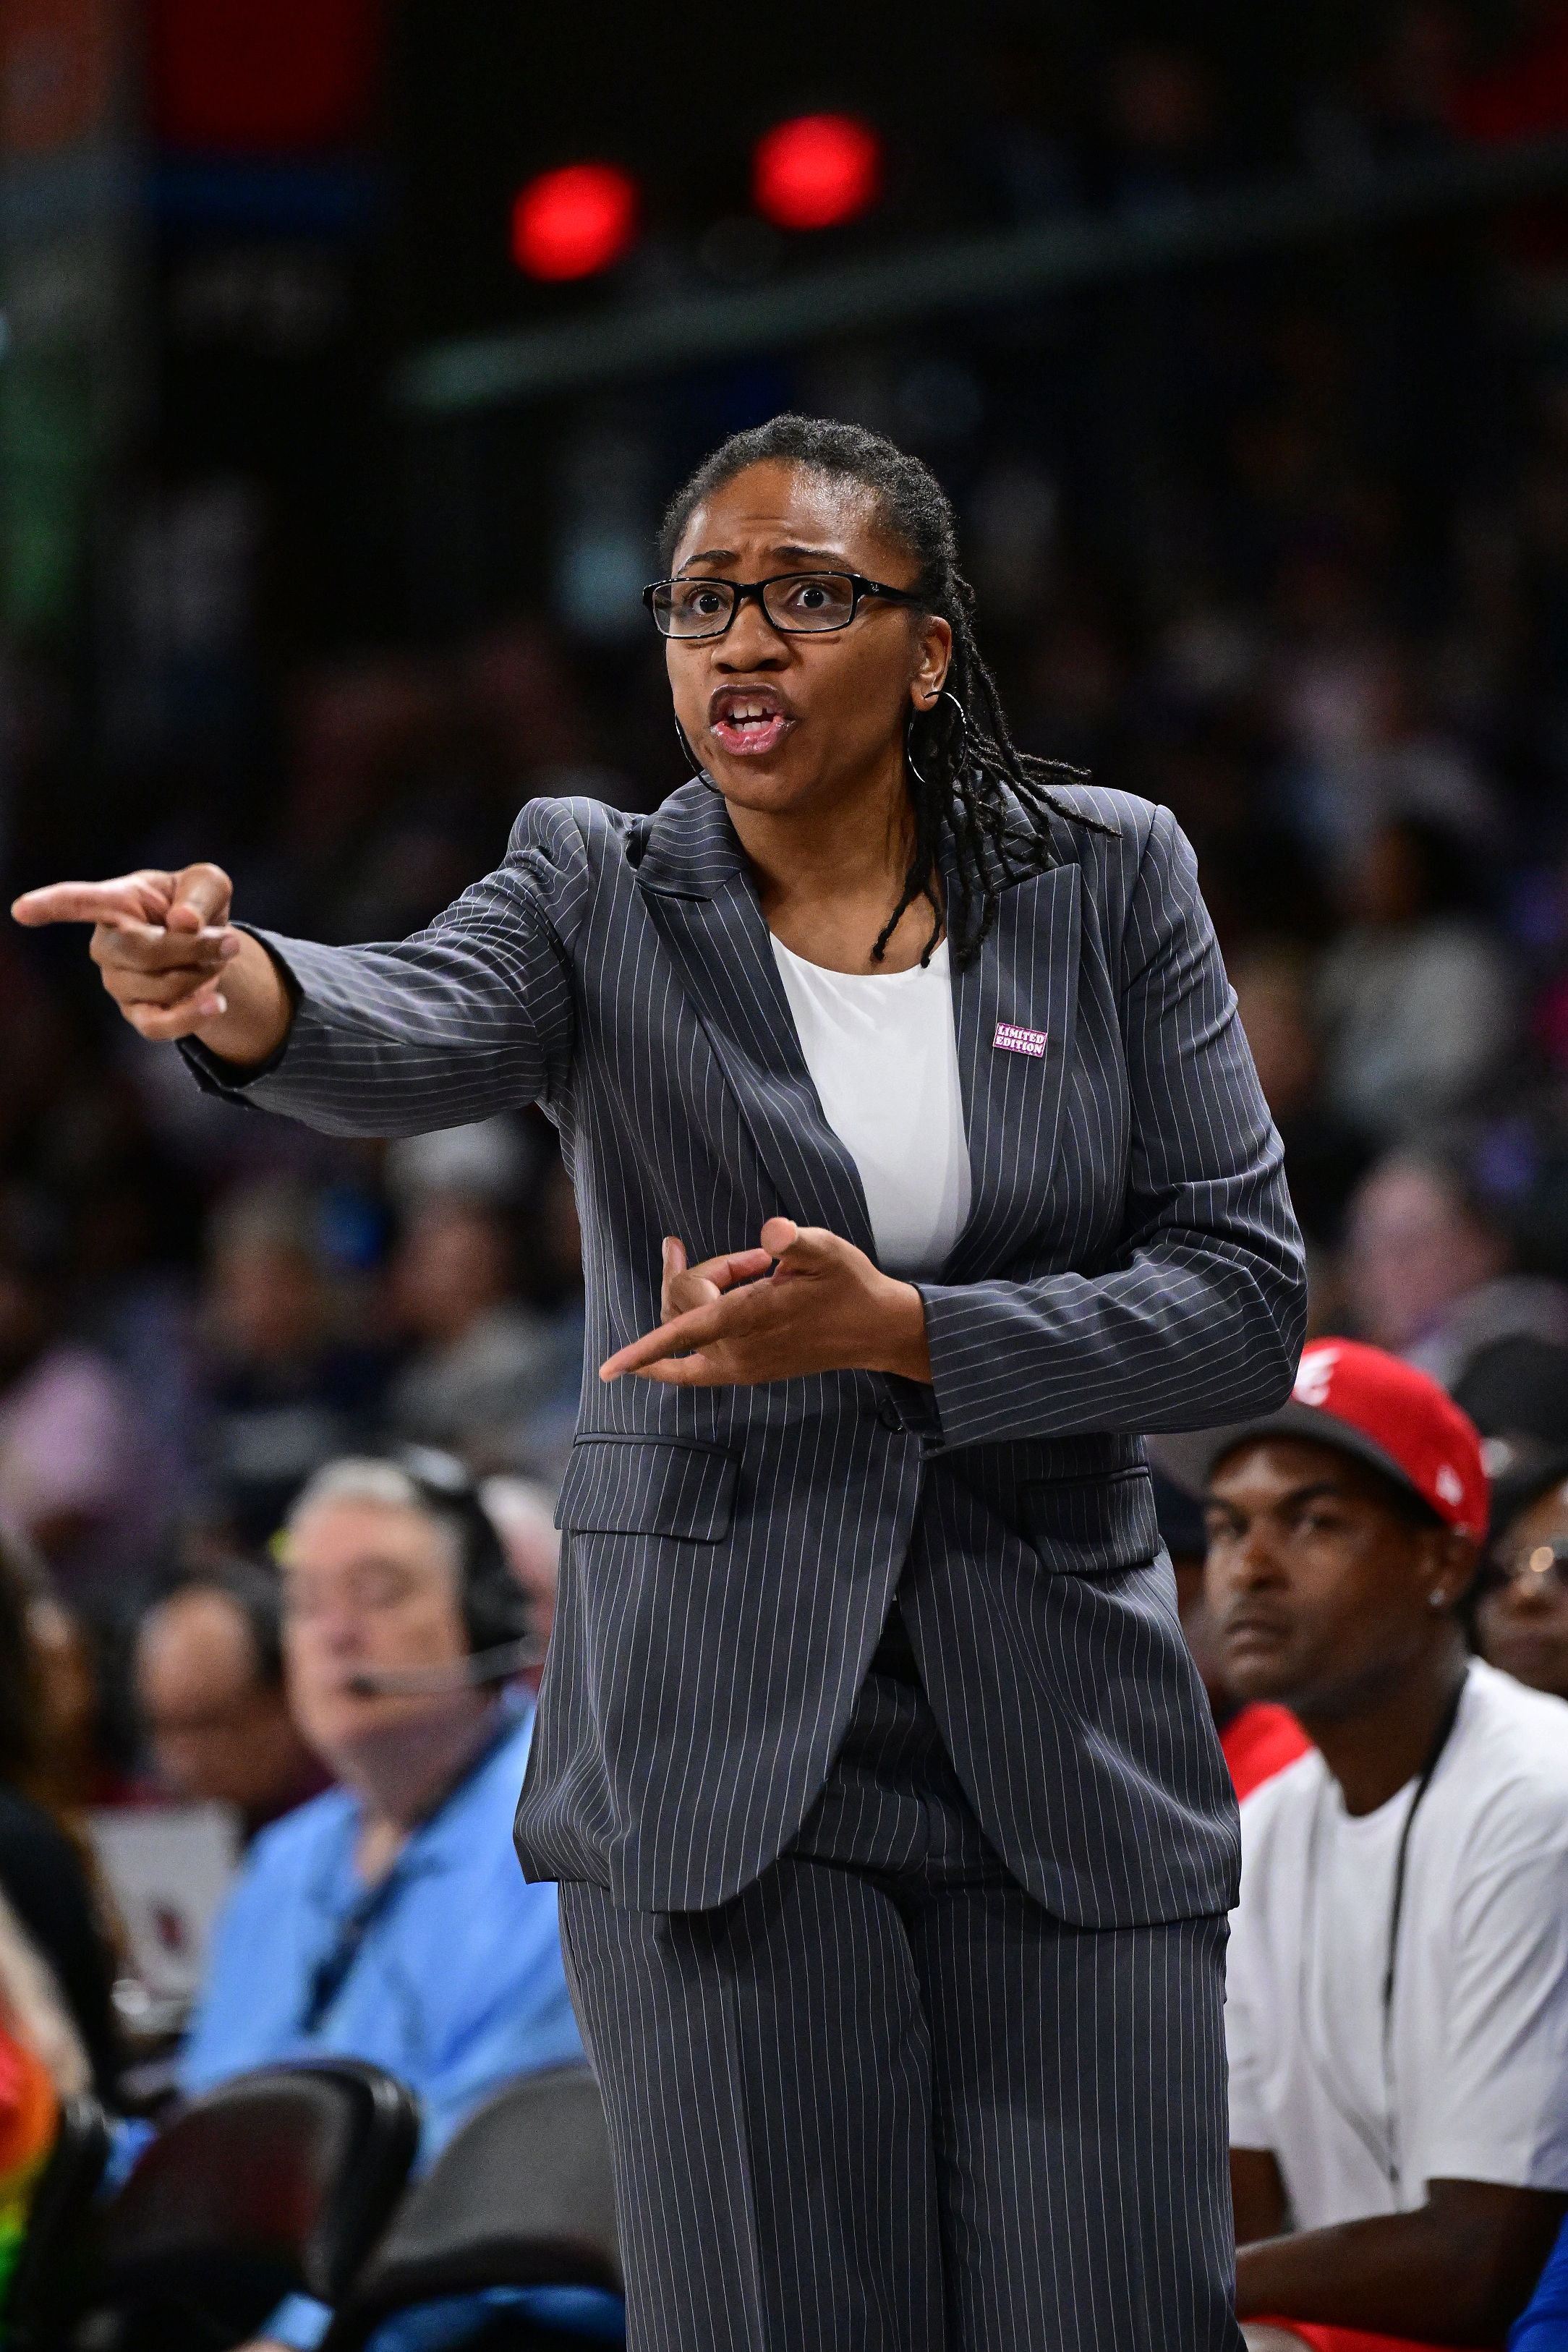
left=877, top=1402, right=904, bottom=1433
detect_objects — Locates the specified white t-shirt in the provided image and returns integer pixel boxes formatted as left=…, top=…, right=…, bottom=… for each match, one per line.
left=1226, top=1660, right=1568, bottom=2225
left=770, top=935, right=972, bottom=1278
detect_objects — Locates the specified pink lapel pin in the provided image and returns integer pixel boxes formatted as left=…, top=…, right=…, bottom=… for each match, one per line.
left=994, top=1021, right=1047, bottom=1058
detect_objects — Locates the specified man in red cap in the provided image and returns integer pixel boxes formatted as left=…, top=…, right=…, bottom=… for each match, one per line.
left=1194, top=1339, right=1568, bottom=2351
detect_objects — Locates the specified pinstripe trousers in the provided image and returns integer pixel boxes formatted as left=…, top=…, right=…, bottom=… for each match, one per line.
left=559, top=1609, right=1244, bottom=2352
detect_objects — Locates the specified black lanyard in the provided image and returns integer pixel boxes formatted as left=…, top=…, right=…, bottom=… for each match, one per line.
left=299, top=1872, right=401, bottom=2034
left=1298, top=1670, right=1467, bottom=2195
left=1381, top=1674, right=1467, bottom=2027
left=297, top=1706, right=515, bottom=2037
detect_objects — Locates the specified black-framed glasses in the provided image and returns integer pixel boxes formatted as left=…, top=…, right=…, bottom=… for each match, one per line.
left=642, top=571, right=924, bottom=640
left=1480, top=1533, right=1568, bottom=1598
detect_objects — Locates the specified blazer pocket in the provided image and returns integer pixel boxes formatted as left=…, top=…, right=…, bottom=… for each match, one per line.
left=1021, top=1465, right=1162, bottom=1576
left=555, top=1436, right=739, bottom=1543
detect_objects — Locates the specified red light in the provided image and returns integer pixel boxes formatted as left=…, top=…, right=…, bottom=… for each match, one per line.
left=752, top=114, right=882, bottom=231
left=511, top=163, right=639, bottom=281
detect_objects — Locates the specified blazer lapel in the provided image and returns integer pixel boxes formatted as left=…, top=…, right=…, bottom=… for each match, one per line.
left=942, top=860, right=1081, bottom=1282
left=634, top=785, right=877, bottom=1254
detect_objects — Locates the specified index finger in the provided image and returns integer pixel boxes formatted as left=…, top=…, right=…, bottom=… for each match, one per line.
left=12, top=872, right=176, bottom=929
left=600, top=1300, right=727, bottom=1381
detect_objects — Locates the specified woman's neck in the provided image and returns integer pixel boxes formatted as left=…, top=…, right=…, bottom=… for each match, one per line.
left=727, top=749, right=934, bottom=974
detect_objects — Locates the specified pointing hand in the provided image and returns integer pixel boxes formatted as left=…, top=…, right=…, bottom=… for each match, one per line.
left=12, top=862, right=290, bottom=1061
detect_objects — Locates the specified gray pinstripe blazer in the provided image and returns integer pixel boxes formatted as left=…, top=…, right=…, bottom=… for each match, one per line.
left=186, top=777, right=1305, bottom=1923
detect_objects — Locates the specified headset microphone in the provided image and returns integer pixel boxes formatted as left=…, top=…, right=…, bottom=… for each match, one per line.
left=346, top=1636, right=542, bottom=1699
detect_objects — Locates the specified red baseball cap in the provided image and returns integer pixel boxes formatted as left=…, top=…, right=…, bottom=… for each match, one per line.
left=1165, top=1338, right=1489, bottom=1539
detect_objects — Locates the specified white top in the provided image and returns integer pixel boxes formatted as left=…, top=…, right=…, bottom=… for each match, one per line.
left=770, top=935, right=971, bottom=1278
left=1226, top=1660, right=1568, bottom=2225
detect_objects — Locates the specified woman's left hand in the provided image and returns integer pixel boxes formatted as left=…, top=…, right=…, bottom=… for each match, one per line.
left=598, top=1218, right=932, bottom=1388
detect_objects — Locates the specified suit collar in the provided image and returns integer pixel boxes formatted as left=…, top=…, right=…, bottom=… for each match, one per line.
left=636, top=775, right=1065, bottom=907
left=634, top=779, right=746, bottom=900
left=636, top=791, right=877, bottom=1249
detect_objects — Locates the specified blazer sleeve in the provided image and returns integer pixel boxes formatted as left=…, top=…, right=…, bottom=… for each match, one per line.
left=179, top=798, right=593, bottom=1138
left=914, top=806, right=1306, bottom=1449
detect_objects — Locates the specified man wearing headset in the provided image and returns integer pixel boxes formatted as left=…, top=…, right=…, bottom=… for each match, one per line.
left=176, top=1449, right=610, bottom=2352
left=1180, top=1341, right=1568, bottom=2352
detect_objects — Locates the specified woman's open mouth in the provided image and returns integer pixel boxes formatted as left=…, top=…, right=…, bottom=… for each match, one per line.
left=709, top=687, right=793, bottom=758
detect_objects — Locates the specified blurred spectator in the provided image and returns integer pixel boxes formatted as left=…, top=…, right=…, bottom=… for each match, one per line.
left=383, top=1115, right=535, bottom=1209
left=1316, top=818, right=1517, bottom=1144
left=0, top=1222, right=157, bottom=1610
left=1231, top=945, right=1371, bottom=1245
left=1454, top=1335, right=1568, bottom=1481
left=0, top=1886, right=88, bottom=2108
left=1154, top=1470, right=1311, bottom=1800
left=1475, top=1451, right=1568, bottom=1705
left=26, top=1589, right=114, bottom=1808
left=387, top=1195, right=558, bottom=1469
left=1201, top=1342, right=1568, bottom=2345
left=1289, top=642, right=1499, bottom=871
left=0, top=1883, right=90, bottom=2329
left=0, top=1886, right=88, bottom=2110
left=178, top=1452, right=586, bottom=2352
left=513, top=1154, right=589, bottom=1483
left=201, top=1185, right=390, bottom=1548
left=1272, top=539, right=1388, bottom=783
left=0, top=1540, right=121, bottom=2101
left=135, top=1565, right=328, bottom=1839
left=1344, top=1150, right=1568, bottom=1384
left=479, top=1475, right=560, bottom=1664
left=0, top=2006, right=56, bottom=2330
left=523, top=1150, right=587, bottom=1319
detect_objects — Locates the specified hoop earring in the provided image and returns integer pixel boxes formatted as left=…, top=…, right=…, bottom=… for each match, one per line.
left=904, top=705, right=934, bottom=791
left=673, top=715, right=723, bottom=796
left=906, top=686, right=972, bottom=789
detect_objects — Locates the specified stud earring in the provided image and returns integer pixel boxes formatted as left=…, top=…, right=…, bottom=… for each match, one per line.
left=1428, top=1588, right=1447, bottom=1611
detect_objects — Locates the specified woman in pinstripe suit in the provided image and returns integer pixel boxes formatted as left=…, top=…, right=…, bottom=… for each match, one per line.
left=17, top=416, right=1306, bottom=2350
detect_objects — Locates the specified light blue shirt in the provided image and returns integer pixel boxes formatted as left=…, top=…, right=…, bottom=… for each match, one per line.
left=179, top=1698, right=618, bottom=2351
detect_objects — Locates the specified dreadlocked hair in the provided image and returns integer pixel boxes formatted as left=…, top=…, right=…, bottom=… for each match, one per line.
left=659, top=414, right=1117, bottom=969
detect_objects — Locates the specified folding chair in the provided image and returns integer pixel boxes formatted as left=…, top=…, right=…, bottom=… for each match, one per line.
left=73, top=2058, right=419, bottom=2350
left=324, top=2066, right=621, bottom=2352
